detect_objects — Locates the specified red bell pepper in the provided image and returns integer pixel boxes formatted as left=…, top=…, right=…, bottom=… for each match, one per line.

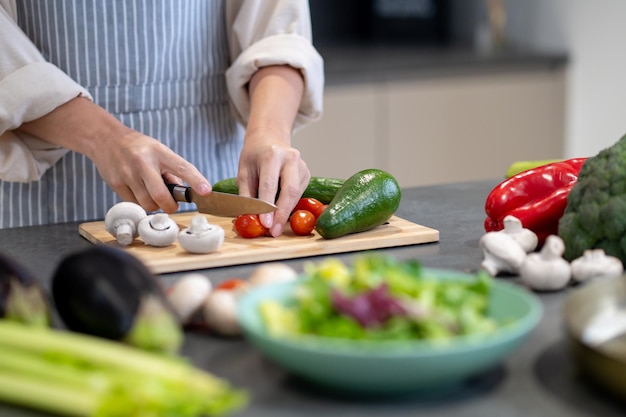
left=484, top=158, right=588, bottom=245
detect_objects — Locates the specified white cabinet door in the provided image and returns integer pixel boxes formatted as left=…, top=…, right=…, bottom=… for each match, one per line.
left=294, top=83, right=381, bottom=180
left=385, top=70, right=566, bottom=187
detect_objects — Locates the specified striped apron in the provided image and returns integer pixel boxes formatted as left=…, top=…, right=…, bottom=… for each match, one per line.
left=1, top=0, right=243, bottom=228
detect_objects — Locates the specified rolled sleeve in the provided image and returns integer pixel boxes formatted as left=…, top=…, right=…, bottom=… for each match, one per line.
left=225, top=0, right=324, bottom=131
left=0, top=62, right=92, bottom=132
left=0, top=1, right=92, bottom=182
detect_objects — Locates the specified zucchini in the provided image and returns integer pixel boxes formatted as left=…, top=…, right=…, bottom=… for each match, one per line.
left=315, top=169, right=401, bottom=239
left=212, top=176, right=345, bottom=205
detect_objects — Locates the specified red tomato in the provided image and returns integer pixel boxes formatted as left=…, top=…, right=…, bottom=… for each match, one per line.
left=233, top=214, right=268, bottom=238
left=290, top=210, right=316, bottom=236
left=293, top=198, right=324, bottom=218
left=216, top=278, right=247, bottom=291
left=311, top=204, right=328, bottom=219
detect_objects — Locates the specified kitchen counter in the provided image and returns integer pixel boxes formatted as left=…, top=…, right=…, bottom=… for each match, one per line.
left=0, top=179, right=623, bottom=417
left=317, top=44, right=568, bottom=86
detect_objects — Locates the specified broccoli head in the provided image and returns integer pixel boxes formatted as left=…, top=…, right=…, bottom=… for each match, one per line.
left=559, top=134, right=626, bottom=264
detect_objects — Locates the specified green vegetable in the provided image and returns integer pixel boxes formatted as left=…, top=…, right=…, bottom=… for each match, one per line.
left=0, top=252, right=51, bottom=327
left=504, top=159, right=563, bottom=178
left=0, top=320, right=247, bottom=417
left=260, top=254, right=497, bottom=342
left=211, top=177, right=239, bottom=195
left=315, top=169, right=401, bottom=239
left=301, top=177, right=345, bottom=204
left=558, top=134, right=626, bottom=263
left=212, top=176, right=345, bottom=204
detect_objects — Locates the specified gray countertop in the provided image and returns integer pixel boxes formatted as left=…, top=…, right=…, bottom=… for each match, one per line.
left=0, top=179, right=623, bottom=417
left=318, top=44, right=568, bottom=86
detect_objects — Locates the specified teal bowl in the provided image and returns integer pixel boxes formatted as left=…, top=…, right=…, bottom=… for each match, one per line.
left=237, top=269, right=542, bottom=394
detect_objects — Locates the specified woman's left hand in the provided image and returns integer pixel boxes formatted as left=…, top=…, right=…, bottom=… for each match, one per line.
left=237, top=127, right=310, bottom=237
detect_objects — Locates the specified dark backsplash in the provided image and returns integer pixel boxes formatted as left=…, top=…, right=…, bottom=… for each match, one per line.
left=309, top=0, right=452, bottom=47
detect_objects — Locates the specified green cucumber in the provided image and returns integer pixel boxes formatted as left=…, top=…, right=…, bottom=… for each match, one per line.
left=315, top=169, right=401, bottom=239
left=212, top=176, right=345, bottom=205
left=212, top=177, right=240, bottom=195
left=301, top=177, right=344, bottom=204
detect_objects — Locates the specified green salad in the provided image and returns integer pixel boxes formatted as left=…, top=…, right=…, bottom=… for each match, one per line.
left=260, top=254, right=498, bottom=342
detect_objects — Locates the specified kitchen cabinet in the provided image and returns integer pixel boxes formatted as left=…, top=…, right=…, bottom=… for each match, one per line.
left=295, top=64, right=566, bottom=187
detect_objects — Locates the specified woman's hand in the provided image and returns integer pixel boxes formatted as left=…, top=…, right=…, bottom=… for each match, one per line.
left=89, top=129, right=212, bottom=213
left=18, top=97, right=212, bottom=213
left=237, top=65, right=308, bottom=237
left=237, top=127, right=310, bottom=237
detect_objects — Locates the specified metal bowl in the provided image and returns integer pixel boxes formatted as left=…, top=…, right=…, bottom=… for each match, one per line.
left=564, top=275, right=626, bottom=401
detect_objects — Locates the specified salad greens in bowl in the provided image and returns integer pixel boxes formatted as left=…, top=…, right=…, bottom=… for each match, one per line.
left=237, top=254, right=542, bottom=394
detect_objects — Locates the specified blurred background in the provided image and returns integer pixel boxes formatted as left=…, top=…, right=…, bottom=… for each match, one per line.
left=294, top=0, right=626, bottom=187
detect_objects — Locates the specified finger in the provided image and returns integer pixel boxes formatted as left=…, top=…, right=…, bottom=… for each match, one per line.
left=114, top=185, right=140, bottom=205
left=270, top=163, right=309, bottom=237
left=107, top=172, right=160, bottom=212
left=141, top=173, right=179, bottom=214
left=236, top=168, right=258, bottom=199
left=162, top=172, right=183, bottom=186
left=161, top=153, right=211, bottom=196
left=256, top=161, right=280, bottom=205
left=256, top=162, right=281, bottom=230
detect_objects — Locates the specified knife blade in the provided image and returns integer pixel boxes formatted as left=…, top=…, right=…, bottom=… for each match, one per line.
left=166, top=183, right=277, bottom=217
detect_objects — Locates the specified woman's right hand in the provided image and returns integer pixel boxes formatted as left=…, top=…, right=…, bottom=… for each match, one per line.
left=90, top=129, right=212, bottom=213
left=18, top=97, right=212, bottom=213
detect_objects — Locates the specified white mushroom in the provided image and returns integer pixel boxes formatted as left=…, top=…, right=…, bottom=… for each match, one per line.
left=178, top=215, right=225, bottom=254
left=248, top=263, right=298, bottom=287
left=202, top=289, right=241, bottom=336
left=519, top=234, right=572, bottom=291
left=500, top=215, right=538, bottom=253
left=479, top=230, right=527, bottom=276
left=570, top=249, right=624, bottom=283
left=166, top=273, right=213, bottom=324
left=104, top=202, right=148, bottom=246
left=138, top=213, right=179, bottom=247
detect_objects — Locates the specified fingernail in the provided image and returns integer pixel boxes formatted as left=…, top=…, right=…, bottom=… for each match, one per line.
left=260, top=213, right=273, bottom=228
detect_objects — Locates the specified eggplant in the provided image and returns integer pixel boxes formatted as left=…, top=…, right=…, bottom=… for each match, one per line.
left=51, top=245, right=183, bottom=353
left=0, top=252, right=51, bottom=327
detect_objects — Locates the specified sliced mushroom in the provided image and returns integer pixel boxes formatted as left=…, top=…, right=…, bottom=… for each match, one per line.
left=178, top=215, right=225, bottom=254
left=138, top=213, right=179, bottom=247
left=104, top=202, right=148, bottom=246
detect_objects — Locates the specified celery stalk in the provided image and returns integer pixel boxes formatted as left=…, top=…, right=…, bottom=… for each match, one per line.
left=0, top=321, right=247, bottom=416
left=0, top=372, right=97, bottom=416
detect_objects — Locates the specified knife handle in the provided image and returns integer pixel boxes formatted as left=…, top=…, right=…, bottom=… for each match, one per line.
left=166, top=183, right=191, bottom=203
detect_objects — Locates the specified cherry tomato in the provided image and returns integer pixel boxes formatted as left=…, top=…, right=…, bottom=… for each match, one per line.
left=290, top=210, right=316, bottom=236
left=293, top=198, right=324, bottom=218
left=311, top=204, right=328, bottom=219
left=216, top=278, right=247, bottom=291
left=233, top=214, right=268, bottom=238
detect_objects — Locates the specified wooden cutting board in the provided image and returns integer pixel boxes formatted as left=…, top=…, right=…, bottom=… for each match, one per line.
left=79, top=212, right=439, bottom=274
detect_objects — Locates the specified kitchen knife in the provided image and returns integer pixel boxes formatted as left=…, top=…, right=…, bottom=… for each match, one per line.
left=166, top=183, right=277, bottom=217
